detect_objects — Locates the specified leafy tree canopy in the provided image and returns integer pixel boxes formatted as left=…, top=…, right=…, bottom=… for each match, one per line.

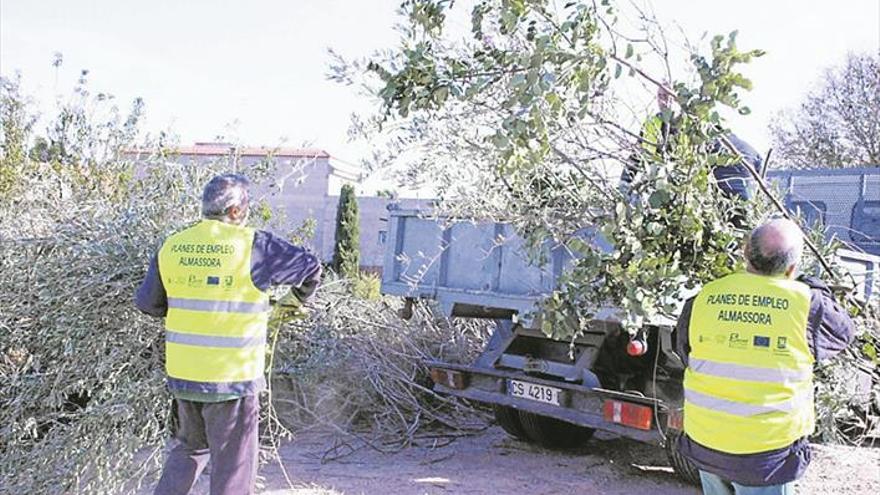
left=770, top=53, right=880, bottom=169
left=345, top=0, right=770, bottom=336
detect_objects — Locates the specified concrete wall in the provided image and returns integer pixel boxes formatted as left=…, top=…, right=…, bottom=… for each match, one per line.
left=165, top=150, right=433, bottom=272
left=174, top=153, right=340, bottom=258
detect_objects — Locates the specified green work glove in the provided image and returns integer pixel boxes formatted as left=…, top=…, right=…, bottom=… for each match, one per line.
left=275, top=291, right=309, bottom=319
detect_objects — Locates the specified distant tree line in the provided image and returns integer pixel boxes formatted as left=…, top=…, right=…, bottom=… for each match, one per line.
left=770, top=53, right=879, bottom=169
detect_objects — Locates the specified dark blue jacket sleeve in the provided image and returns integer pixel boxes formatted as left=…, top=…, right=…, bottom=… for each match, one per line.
left=674, top=297, right=695, bottom=367
left=804, top=285, right=857, bottom=363
left=250, top=230, right=322, bottom=301
left=134, top=254, right=168, bottom=317
left=712, top=133, right=763, bottom=200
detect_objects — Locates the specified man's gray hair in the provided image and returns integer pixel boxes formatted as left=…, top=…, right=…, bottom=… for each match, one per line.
left=202, top=174, right=250, bottom=218
left=747, top=219, right=804, bottom=276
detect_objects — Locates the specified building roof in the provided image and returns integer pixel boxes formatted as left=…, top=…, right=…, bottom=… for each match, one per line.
left=126, top=143, right=331, bottom=159
left=178, top=143, right=331, bottom=158
left=126, top=142, right=365, bottom=182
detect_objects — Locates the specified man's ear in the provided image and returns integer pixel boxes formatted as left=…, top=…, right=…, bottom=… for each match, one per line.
left=784, top=264, right=797, bottom=279
left=227, top=205, right=245, bottom=223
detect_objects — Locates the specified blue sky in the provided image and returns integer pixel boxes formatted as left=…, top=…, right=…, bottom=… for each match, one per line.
left=1, top=0, right=878, bottom=169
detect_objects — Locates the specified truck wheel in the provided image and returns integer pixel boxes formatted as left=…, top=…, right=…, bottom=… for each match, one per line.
left=665, top=430, right=701, bottom=485
left=517, top=411, right=595, bottom=449
left=493, top=405, right=528, bottom=440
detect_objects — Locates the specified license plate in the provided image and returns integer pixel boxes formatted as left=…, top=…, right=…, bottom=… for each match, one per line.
left=508, top=379, right=562, bottom=406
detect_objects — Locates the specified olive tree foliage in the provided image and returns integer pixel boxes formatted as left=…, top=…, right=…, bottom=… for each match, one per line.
left=0, top=76, right=37, bottom=197
left=770, top=53, right=880, bottom=169
left=334, top=0, right=771, bottom=337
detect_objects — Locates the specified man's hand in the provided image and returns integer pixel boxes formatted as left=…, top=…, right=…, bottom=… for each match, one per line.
left=275, top=291, right=309, bottom=319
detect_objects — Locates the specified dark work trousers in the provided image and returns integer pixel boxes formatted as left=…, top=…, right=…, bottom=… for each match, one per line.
left=154, top=395, right=260, bottom=495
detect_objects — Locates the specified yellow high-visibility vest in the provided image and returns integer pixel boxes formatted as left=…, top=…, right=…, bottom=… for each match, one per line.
left=684, top=271, right=814, bottom=454
left=642, top=114, right=664, bottom=154
left=158, top=219, right=270, bottom=394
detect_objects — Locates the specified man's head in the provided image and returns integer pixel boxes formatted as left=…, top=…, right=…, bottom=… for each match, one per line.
left=744, top=219, right=805, bottom=278
left=657, top=84, right=673, bottom=111
left=202, top=173, right=250, bottom=225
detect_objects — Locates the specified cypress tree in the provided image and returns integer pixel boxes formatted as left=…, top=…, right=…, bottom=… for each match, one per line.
left=332, top=184, right=360, bottom=277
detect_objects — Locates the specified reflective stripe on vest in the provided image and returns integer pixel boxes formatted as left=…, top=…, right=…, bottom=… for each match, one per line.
left=688, top=357, right=812, bottom=384
left=158, top=219, right=269, bottom=394
left=168, top=297, right=270, bottom=314
left=165, top=330, right=267, bottom=348
left=685, top=387, right=814, bottom=416
left=684, top=271, right=814, bottom=454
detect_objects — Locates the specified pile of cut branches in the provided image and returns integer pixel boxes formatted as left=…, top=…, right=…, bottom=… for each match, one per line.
left=268, top=277, right=492, bottom=456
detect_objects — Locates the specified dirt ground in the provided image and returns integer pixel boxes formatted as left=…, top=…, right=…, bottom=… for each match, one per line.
left=144, top=427, right=880, bottom=495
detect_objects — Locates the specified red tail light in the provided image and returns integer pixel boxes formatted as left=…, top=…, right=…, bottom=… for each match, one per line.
left=603, top=400, right=653, bottom=430
left=667, top=408, right=684, bottom=430
left=626, top=338, right=648, bottom=356
left=429, top=368, right=468, bottom=390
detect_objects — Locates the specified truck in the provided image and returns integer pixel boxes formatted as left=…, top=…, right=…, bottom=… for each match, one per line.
left=768, top=167, right=880, bottom=257
left=379, top=167, right=879, bottom=484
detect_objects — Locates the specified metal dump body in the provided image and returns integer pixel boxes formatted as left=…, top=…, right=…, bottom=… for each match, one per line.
left=767, top=167, right=880, bottom=256
left=380, top=208, right=590, bottom=325
left=381, top=204, right=878, bottom=318
left=767, top=167, right=879, bottom=298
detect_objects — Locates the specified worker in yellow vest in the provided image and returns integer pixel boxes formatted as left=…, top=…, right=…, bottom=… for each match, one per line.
left=135, top=174, right=321, bottom=495
left=675, top=219, right=855, bottom=494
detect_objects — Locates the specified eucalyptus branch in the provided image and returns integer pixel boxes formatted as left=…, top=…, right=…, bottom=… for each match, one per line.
left=609, top=53, right=672, bottom=93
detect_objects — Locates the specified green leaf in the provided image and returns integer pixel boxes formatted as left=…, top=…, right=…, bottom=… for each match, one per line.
left=648, top=190, right=669, bottom=208
left=625, top=43, right=633, bottom=59
left=432, top=86, right=449, bottom=104
left=864, top=342, right=877, bottom=363
left=614, top=64, right=622, bottom=79
left=545, top=92, right=561, bottom=112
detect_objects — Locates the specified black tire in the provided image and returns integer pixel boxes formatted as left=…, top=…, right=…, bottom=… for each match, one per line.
left=517, top=411, right=595, bottom=449
left=665, top=430, right=701, bottom=485
left=493, top=405, right=529, bottom=439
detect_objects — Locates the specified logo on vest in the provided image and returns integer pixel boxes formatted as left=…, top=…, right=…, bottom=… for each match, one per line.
left=753, top=335, right=770, bottom=348
left=697, top=334, right=729, bottom=347
left=223, top=276, right=234, bottom=288
left=187, top=275, right=203, bottom=288
left=728, top=332, right=749, bottom=349
left=206, top=276, right=220, bottom=286
left=773, top=336, right=791, bottom=355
